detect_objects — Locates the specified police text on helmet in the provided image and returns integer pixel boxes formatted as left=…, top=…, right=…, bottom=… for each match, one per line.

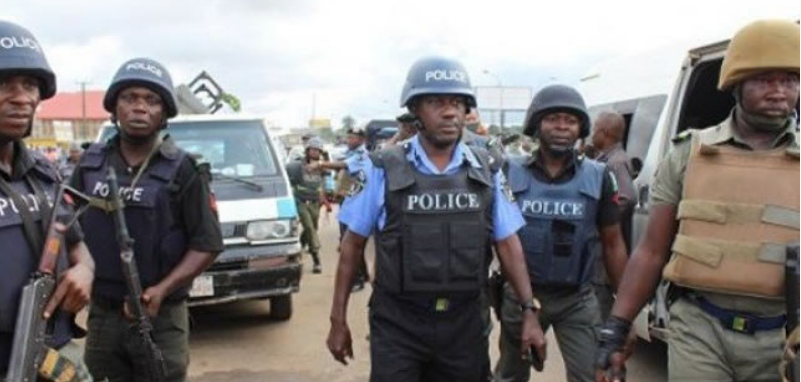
left=0, top=36, right=40, bottom=52
left=125, top=62, right=163, bottom=78
left=425, top=70, right=467, bottom=84
left=406, top=192, right=480, bottom=211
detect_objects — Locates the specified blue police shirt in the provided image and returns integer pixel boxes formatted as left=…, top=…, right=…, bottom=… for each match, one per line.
left=339, top=135, right=524, bottom=241
left=338, top=144, right=369, bottom=224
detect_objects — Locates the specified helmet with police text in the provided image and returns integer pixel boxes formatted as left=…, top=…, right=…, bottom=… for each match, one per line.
left=0, top=20, right=56, bottom=100
left=523, top=84, right=590, bottom=138
left=399, top=56, right=476, bottom=109
left=719, top=19, right=800, bottom=91
left=306, top=137, right=324, bottom=150
left=103, top=57, right=178, bottom=118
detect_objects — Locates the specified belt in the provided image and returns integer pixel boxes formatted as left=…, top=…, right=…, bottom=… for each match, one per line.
left=374, top=287, right=478, bottom=314
left=686, top=294, right=786, bottom=335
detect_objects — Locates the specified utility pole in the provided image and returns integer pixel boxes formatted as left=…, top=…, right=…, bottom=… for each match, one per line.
left=77, top=81, right=90, bottom=141
left=311, top=93, right=317, bottom=125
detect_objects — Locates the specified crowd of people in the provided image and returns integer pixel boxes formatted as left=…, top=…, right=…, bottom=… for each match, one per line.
left=1, top=16, right=799, bottom=382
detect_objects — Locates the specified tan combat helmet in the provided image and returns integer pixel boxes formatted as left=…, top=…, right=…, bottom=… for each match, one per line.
left=718, top=19, right=800, bottom=91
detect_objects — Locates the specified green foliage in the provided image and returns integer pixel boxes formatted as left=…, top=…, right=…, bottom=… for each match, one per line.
left=221, top=93, right=242, bottom=112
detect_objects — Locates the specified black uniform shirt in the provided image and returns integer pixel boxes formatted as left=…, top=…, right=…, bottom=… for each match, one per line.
left=70, top=136, right=224, bottom=253
left=524, top=149, right=620, bottom=227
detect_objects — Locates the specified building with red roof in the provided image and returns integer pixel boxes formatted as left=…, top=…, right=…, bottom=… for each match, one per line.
left=28, top=90, right=110, bottom=148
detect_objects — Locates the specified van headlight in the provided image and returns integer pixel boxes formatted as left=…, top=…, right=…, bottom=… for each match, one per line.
left=246, top=220, right=292, bottom=241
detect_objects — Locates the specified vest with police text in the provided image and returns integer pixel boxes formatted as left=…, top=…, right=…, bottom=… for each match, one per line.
left=0, top=153, right=72, bottom=373
left=507, top=157, right=604, bottom=287
left=78, top=143, right=188, bottom=301
left=371, top=145, right=495, bottom=295
left=663, top=129, right=800, bottom=299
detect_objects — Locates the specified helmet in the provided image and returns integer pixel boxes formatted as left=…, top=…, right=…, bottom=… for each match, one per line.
left=0, top=20, right=56, bottom=99
left=103, top=57, right=178, bottom=118
left=399, top=56, right=476, bottom=108
left=523, top=84, right=590, bottom=138
left=306, top=137, right=324, bottom=150
left=718, top=19, right=800, bottom=91
left=396, top=112, right=416, bottom=123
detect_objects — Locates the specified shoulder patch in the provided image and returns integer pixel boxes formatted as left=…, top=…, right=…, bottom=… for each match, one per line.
left=497, top=170, right=515, bottom=202
left=347, top=169, right=367, bottom=197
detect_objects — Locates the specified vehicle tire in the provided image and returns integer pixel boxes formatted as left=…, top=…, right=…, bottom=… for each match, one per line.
left=270, top=294, right=293, bottom=320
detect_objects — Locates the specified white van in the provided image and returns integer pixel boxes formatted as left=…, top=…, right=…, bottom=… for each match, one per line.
left=98, top=115, right=302, bottom=320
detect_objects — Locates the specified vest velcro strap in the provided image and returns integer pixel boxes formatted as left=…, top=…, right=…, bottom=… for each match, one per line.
left=672, top=234, right=723, bottom=267
left=763, top=204, right=801, bottom=230
left=756, top=242, right=789, bottom=265
left=673, top=234, right=790, bottom=266
left=678, top=200, right=800, bottom=229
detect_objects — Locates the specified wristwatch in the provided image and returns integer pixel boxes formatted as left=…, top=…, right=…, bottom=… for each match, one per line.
left=520, top=297, right=542, bottom=313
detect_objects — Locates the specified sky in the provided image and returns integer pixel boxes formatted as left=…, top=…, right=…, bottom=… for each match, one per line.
left=4, top=0, right=799, bottom=129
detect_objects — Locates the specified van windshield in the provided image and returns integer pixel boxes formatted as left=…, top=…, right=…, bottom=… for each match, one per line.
left=98, top=120, right=279, bottom=178
left=169, top=120, right=278, bottom=177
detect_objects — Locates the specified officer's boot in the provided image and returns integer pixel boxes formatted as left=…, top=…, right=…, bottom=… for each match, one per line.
left=311, top=252, right=322, bottom=274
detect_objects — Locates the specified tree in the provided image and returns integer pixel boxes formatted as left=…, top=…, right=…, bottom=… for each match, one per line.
left=341, top=115, right=356, bottom=131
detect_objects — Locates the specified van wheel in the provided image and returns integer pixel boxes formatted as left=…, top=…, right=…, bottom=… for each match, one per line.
left=270, top=294, right=293, bottom=320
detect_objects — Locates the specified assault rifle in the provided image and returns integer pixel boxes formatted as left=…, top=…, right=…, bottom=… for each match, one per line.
left=5, top=185, right=90, bottom=382
left=106, top=167, right=167, bottom=381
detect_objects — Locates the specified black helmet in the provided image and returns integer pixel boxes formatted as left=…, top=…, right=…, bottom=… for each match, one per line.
left=523, top=85, right=590, bottom=138
left=396, top=112, right=416, bottom=123
left=400, top=56, right=476, bottom=109
left=0, top=20, right=56, bottom=100
left=104, top=57, right=178, bottom=118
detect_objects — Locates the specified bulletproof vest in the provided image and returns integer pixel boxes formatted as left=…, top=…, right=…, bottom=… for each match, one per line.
left=507, top=158, right=605, bottom=287
left=663, top=129, right=800, bottom=299
left=78, top=143, right=188, bottom=301
left=0, top=154, right=72, bottom=372
left=371, top=145, right=495, bottom=295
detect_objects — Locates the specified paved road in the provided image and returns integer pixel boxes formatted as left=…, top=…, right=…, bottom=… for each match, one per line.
left=188, top=210, right=667, bottom=381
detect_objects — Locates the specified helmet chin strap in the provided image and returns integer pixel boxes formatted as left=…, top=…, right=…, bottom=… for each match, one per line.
left=734, top=85, right=791, bottom=133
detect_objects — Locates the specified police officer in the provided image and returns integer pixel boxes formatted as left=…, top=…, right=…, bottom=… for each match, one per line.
left=596, top=20, right=800, bottom=382
left=495, top=85, right=629, bottom=382
left=589, top=111, right=638, bottom=321
left=327, top=56, right=544, bottom=381
left=384, top=112, right=418, bottom=147
left=71, top=58, right=223, bottom=382
left=286, top=137, right=331, bottom=274
left=0, top=20, right=94, bottom=380
left=319, top=126, right=371, bottom=290
left=58, top=141, right=83, bottom=181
